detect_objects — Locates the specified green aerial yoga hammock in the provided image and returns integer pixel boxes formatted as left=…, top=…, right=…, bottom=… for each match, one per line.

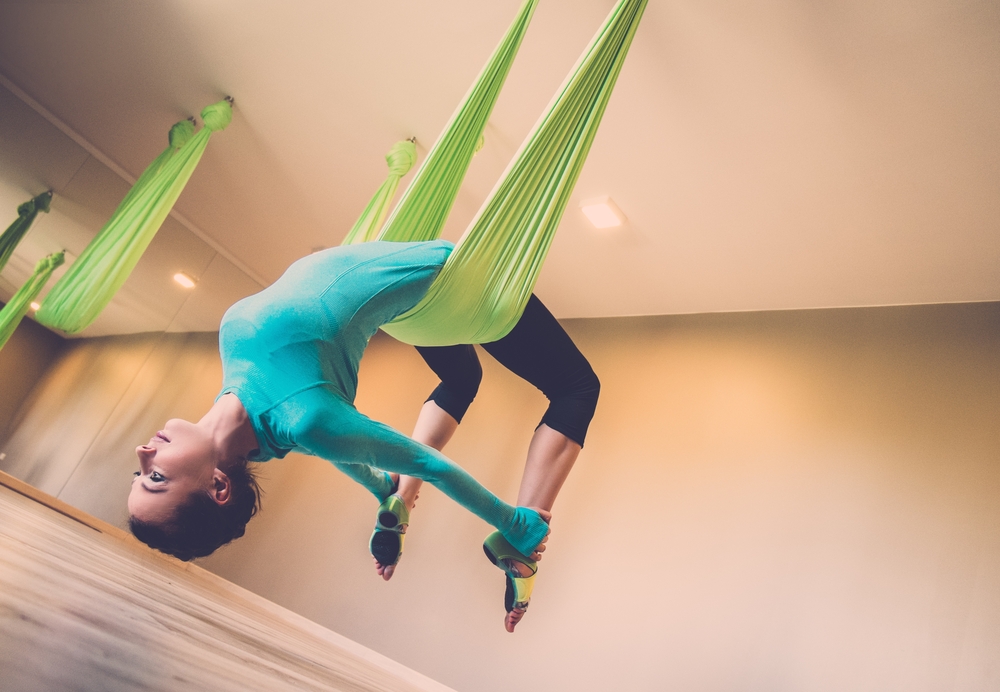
left=0, top=251, right=64, bottom=351
left=378, top=0, right=538, bottom=243
left=340, top=140, right=416, bottom=246
left=37, top=102, right=231, bottom=334
left=382, top=0, right=647, bottom=346
left=0, top=191, right=52, bottom=275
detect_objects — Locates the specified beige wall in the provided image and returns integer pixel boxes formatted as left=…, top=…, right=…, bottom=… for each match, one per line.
left=1, top=303, right=998, bottom=691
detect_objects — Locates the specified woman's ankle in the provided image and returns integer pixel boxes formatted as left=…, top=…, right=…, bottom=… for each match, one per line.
left=396, top=476, right=422, bottom=510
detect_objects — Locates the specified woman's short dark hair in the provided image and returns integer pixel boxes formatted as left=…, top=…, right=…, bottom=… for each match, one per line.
left=129, top=462, right=262, bottom=561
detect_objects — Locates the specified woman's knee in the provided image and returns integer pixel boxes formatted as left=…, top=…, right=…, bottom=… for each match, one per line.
left=578, top=365, right=600, bottom=405
left=417, top=344, right=483, bottom=423
left=540, top=365, right=600, bottom=446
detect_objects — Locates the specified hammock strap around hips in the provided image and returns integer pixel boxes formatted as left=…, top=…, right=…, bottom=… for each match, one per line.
left=36, top=104, right=229, bottom=334
left=0, top=251, right=64, bottom=351
left=382, top=0, right=647, bottom=346
left=377, top=0, right=538, bottom=243
left=340, top=140, right=416, bottom=245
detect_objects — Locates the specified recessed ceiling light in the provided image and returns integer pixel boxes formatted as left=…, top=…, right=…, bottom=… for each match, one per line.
left=580, top=196, right=625, bottom=229
left=29, top=301, right=41, bottom=311
left=173, top=272, right=196, bottom=289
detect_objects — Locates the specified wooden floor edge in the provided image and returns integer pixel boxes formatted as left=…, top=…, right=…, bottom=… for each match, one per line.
left=0, top=468, right=130, bottom=539
left=0, top=469, right=458, bottom=692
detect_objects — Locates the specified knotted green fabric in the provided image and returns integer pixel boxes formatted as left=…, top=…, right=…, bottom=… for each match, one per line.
left=377, top=0, right=538, bottom=243
left=37, top=102, right=230, bottom=333
left=0, top=191, right=52, bottom=275
left=120, top=118, right=196, bottom=211
left=383, top=0, right=647, bottom=346
left=341, top=140, right=417, bottom=245
left=0, top=251, right=64, bottom=351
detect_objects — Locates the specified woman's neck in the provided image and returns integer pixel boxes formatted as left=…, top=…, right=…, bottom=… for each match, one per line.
left=198, top=393, right=259, bottom=464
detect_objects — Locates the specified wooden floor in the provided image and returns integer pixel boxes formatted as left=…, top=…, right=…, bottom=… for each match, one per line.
left=0, top=473, right=454, bottom=692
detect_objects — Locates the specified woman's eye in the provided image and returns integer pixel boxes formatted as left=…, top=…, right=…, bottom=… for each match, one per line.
left=133, top=471, right=141, bottom=477
left=150, top=472, right=165, bottom=483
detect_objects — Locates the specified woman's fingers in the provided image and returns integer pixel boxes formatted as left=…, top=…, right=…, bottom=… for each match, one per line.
left=526, top=507, right=552, bottom=560
left=530, top=536, right=550, bottom=561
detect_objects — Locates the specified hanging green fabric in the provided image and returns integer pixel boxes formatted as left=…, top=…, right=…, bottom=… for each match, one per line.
left=377, top=0, right=538, bottom=243
left=0, top=251, right=64, bottom=351
left=340, top=140, right=417, bottom=245
left=383, top=0, right=647, bottom=346
left=0, top=191, right=53, bottom=275
left=37, top=103, right=229, bottom=334
left=118, top=117, right=196, bottom=211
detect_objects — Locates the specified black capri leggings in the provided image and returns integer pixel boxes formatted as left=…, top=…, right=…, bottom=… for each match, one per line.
left=416, top=294, right=600, bottom=447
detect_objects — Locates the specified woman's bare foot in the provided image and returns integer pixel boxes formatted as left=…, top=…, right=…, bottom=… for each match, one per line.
left=374, top=557, right=397, bottom=581
left=373, top=483, right=419, bottom=582
left=505, top=607, right=528, bottom=632
left=503, top=508, right=550, bottom=633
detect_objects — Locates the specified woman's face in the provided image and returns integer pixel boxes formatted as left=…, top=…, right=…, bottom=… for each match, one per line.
left=128, top=418, right=217, bottom=525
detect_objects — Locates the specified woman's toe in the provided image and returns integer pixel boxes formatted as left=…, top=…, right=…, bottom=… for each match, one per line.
left=504, top=607, right=526, bottom=633
left=374, top=558, right=395, bottom=581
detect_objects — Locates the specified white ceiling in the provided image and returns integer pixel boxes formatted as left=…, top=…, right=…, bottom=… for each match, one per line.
left=0, top=0, right=997, bottom=337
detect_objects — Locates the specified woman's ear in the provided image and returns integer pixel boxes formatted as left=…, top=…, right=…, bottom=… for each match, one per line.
left=210, top=468, right=233, bottom=506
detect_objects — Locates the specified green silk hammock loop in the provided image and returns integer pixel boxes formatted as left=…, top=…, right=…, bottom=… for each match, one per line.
left=37, top=100, right=232, bottom=334
left=0, top=191, right=53, bottom=274
left=341, top=140, right=417, bottom=246
left=383, top=0, right=648, bottom=346
left=0, top=251, right=64, bottom=351
left=386, top=140, right=417, bottom=176
left=170, top=118, right=197, bottom=144
left=378, top=0, right=538, bottom=243
left=200, top=100, right=234, bottom=131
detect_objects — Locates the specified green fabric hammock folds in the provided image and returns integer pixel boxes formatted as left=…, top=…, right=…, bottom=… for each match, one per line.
left=0, top=251, right=64, bottom=350
left=0, top=191, right=52, bottom=275
left=341, top=140, right=416, bottom=245
left=21, top=0, right=643, bottom=343
left=377, top=0, right=539, bottom=245
left=380, top=0, right=647, bottom=346
left=37, top=101, right=232, bottom=334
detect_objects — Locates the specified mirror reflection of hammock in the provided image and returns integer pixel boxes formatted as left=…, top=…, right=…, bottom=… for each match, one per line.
left=0, top=248, right=63, bottom=351
left=11, top=0, right=646, bottom=345
left=35, top=108, right=229, bottom=334
left=0, top=192, right=56, bottom=350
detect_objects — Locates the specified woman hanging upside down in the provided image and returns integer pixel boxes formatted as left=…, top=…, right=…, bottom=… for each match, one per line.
left=128, top=239, right=598, bottom=630
left=122, top=0, right=654, bottom=631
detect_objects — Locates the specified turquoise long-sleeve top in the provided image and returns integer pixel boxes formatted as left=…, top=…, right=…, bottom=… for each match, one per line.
left=217, top=240, right=547, bottom=557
